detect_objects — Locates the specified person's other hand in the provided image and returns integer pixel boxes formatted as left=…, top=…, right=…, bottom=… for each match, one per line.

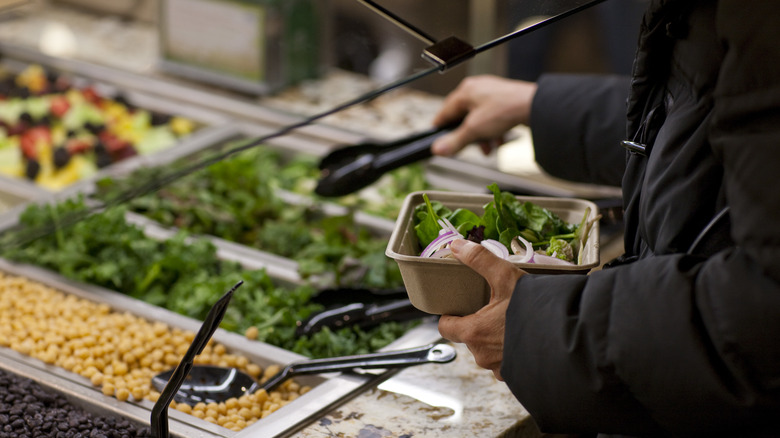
left=431, top=75, right=538, bottom=156
left=438, top=239, right=525, bottom=380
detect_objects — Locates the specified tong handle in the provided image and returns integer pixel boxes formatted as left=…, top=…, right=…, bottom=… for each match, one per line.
left=295, top=298, right=427, bottom=336
left=260, top=343, right=456, bottom=392
left=372, top=125, right=452, bottom=172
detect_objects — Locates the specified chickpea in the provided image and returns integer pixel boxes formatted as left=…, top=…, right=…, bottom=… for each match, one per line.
left=131, top=387, right=145, bottom=401
left=245, top=326, right=259, bottom=340
left=115, top=387, right=130, bottom=402
left=263, top=365, right=281, bottom=380
left=113, top=361, right=129, bottom=376
left=238, top=396, right=253, bottom=409
left=237, top=407, right=252, bottom=420
left=251, top=405, right=263, bottom=418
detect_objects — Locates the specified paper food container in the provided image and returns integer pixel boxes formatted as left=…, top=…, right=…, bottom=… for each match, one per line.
left=386, top=191, right=600, bottom=315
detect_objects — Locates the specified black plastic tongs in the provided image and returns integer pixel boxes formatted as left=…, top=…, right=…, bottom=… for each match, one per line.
left=314, top=122, right=458, bottom=197
left=295, top=287, right=431, bottom=337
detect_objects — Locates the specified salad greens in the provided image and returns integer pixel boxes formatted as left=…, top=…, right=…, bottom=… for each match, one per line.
left=414, top=183, right=582, bottom=263
left=94, top=145, right=403, bottom=289
left=0, top=197, right=413, bottom=358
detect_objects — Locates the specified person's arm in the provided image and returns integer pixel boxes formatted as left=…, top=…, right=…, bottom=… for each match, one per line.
left=431, top=74, right=630, bottom=187
left=530, top=74, right=630, bottom=186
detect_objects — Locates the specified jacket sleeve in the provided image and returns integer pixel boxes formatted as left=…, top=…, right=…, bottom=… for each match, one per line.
left=501, top=3, right=780, bottom=437
left=529, top=74, right=630, bottom=187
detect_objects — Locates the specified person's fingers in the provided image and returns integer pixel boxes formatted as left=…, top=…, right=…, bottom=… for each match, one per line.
left=431, top=85, right=470, bottom=129
left=431, top=128, right=469, bottom=156
left=449, top=239, right=523, bottom=300
left=437, top=314, right=463, bottom=343
left=478, top=138, right=503, bottom=155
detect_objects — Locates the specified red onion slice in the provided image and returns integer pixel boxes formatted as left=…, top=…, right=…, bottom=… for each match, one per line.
left=429, top=248, right=453, bottom=258
left=530, top=253, right=575, bottom=265
left=510, top=236, right=535, bottom=263
left=421, top=231, right=461, bottom=257
left=481, top=239, right=509, bottom=259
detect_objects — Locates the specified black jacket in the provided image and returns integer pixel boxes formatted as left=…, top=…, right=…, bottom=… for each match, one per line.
left=501, top=1, right=780, bottom=436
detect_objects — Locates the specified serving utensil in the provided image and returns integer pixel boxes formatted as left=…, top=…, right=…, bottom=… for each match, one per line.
left=314, top=123, right=456, bottom=197
left=295, top=286, right=431, bottom=336
left=295, top=297, right=429, bottom=336
left=151, top=281, right=243, bottom=438
left=152, top=343, right=456, bottom=405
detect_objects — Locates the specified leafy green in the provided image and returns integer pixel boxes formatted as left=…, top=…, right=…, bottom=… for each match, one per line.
left=413, top=194, right=449, bottom=249
left=94, top=145, right=402, bottom=289
left=413, top=184, right=584, bottom=263
left=447, top=208, right=483, bottom=236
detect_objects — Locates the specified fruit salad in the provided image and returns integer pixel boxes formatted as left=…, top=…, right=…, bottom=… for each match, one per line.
left=0, top=65, right=197, bottom=191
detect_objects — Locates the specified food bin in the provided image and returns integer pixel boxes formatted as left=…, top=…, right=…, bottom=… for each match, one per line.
left=386, top=191, right=600, bottom=315
left=0, top=53, right=232, bottom=194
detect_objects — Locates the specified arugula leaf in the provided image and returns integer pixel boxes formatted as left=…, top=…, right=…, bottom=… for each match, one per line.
left=413, top=194, right=449, bottom=249
left=447, top=208, right=483, bottom=235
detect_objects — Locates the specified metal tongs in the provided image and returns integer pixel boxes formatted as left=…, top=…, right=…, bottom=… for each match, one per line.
left=314, top=122, right=457, bottom=197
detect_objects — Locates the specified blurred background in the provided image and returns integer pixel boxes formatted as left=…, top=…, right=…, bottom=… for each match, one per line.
left=2, top=0, right=647, bottom=95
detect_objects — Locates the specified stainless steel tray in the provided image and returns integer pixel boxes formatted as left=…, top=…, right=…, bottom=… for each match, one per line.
left=0, top=259, right=442, bottom=438
left=0, top=176, right=47, bottom=213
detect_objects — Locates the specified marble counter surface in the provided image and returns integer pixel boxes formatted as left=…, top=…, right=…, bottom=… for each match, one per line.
left=291, top=342, right=530, bottom=438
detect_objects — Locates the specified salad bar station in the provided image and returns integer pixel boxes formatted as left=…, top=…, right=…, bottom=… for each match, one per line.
left=0, top=4, right=623, bottom=436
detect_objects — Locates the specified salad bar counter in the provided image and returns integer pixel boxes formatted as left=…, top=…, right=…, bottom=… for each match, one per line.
left=0, top=41, right=594, bottom=437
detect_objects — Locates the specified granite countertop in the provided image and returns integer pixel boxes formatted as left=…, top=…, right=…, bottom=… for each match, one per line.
left=292, top=342, right=529, bottom=438
left=0, top=4, right=534, bottom=437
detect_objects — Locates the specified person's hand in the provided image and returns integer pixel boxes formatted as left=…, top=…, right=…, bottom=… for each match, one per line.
left=431, top=75, right=538, bottom=156
left=438, top=239, right=525, bottom=380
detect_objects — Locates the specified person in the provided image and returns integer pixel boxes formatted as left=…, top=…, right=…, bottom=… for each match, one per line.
left=430, top=1, right=780, bottom=437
